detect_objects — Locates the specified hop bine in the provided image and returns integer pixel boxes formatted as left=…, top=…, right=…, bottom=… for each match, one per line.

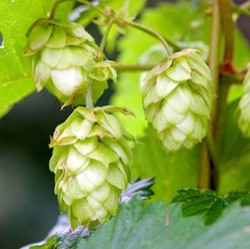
left=49, top=106, right=133, bottom=228
left=141, top=49, right=213, bottom=152
left=23, top=19, right=116, bottom=106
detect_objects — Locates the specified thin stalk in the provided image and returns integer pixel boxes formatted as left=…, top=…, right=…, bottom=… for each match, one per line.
left=113, top=63, right=156, bottom=73
left=76, top=0, right=106, bottom=16
left=50, top=0, right=65, bottom=19
left=50, top=0, right=106, bottom=19
left=86, top=79, right=94, bottom=109
left=205, top=126, right=220, bottom=190
left=198, top=141, right=210, bottom=189
left=123, top=20, right=174, bottom=57
left=219, top=0, right=234, bottom=63
left=99, top=20, right=114, bottom=54
left=209, top=1, right=221, bottom=127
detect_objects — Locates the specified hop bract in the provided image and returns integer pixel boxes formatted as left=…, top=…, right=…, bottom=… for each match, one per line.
left=141, top=49, right=213, bottom=152
left=49, top=106, right=133, bottom=228
left=23, top=19, right=116, bottom=106
left=238, top=69, right=250, bottom=136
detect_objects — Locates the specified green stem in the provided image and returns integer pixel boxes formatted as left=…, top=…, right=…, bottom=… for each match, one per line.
left=219, top=0, right=234, bottom=63
left=99, top=19, right=114, bottom=54
left=123, top=20, right=174, bottom=57
left=209, top=2, right=221, bottom=128
left=75, top=0, right=106, bottom=15
left=206, top=126, right=220, bottom=189
left=211, top=0, right=234, bottom=186
left=50, top=0, right=64, bottom=19
left=50, top=0, right=180, bottom=57
left=113, top=63, right=156, bottom=72
left=86, top=79, right=94, bottom=109
left=198, top=0, right=222, bottom=191
left=198, top=141, right=210, bottom=189
left=50, top=0, right=106, bottom=19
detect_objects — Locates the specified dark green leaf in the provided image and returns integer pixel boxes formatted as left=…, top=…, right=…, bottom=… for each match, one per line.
left=225, top=191, right=250, bottom=206
left=172, top=188, right=250, bottom=225
left=172, top=189, right=225, bottom=225
left=77, top=197, right=250, bottom=249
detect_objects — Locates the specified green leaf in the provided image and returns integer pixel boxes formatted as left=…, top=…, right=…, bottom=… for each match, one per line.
left=56, top=226, right=89, bottom=249
left=172, top=189, right=250, bottom=225
left=30, top=235, right=56, bottom=249
left=130, top=131, right=200, bottom=201
left=0, top=1, right=73, bottom=117
left=77, top=197, right=250, bottom=249
left=172, top=189, right=224, bottom=225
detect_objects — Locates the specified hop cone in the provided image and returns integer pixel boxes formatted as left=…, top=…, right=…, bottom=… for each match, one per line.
left=23, top=20, right=116, bottom=106
left=49, top=106, right=133, bottom=228
left=238, top=69, right=250, bottom=136
left=141, top=49, right=213, bottom=152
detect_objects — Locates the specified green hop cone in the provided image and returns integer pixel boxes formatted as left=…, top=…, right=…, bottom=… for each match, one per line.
left=141, top=49, right=213, bottom=152
left=49, top=106, right=133, bottom=228
left=23, top=19, right=116, bottom=106
left=238, top=69, right=250, bottom=136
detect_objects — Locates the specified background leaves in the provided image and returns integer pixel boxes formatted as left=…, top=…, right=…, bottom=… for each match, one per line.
left=130, top=131, right=200, bottom=201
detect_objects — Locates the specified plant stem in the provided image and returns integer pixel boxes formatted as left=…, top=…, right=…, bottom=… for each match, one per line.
left=219, top=0, right=234, bottom=63
left=200, top=0, right=235, bottom=191
left=198, top=0, right=222, bottom=191
left=198, top=141, right=210, bottom=189
left=76, top=0, right=106, bottom=16
left=113, top=63, right=156, bottom=72
left=50, top=0, right=106, bottom=19
left=99, top=20, right=114, bottom=54
left=123, top=20, right=174, bottom=57
left=86, top=79, right=94, bottom=109
left=209, top=2, right=221, bottom=128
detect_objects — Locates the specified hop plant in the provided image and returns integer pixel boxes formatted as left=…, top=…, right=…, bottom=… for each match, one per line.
left=49, top=106, right=133, bottom=228
left=23, top=19, right=116, bottom=106
left=141, top=49, right=213, bottom=152
left=238, top=69, right=250, bottom=136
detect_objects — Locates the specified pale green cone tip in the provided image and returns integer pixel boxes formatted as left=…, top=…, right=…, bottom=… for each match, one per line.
left=141, top=49, right=213, bottom=152
left=49, top=106, right=133, bottom=228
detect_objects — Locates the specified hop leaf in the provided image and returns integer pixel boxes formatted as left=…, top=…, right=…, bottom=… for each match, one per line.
left=49, top=106, right=133, bottom=228
left=141, top=49, right=213, bottom=152
left=238, top=69, right=250, bottom=136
